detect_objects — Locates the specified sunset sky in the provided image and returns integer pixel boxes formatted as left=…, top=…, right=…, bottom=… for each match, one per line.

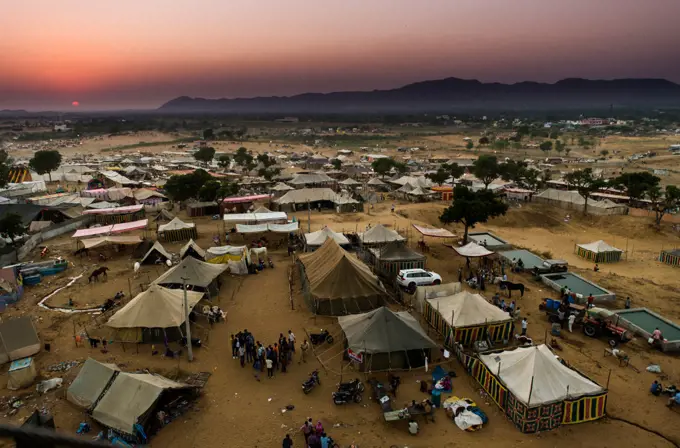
left=2, top=0, right=680, bottom=110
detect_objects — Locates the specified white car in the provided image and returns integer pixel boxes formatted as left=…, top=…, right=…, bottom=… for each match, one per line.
left=397, top=269, right=442, bottom=289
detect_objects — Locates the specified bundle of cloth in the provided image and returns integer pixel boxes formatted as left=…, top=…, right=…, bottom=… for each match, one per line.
left=443, top=397, right=488, bottom=431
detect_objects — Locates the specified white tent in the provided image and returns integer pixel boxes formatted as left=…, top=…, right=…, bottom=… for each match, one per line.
left=140, top=241, right=172, bottom=264
left=179, top=239, right=206, bottom=260
left=157, top=217, right=195, bottom=232
left=426, top=291, right=511, bottom=327
left=305, top=227, right=349, bottom=246
left=453, top=242, right=494, bottom=257
left=479, top=345, right=604, bottom=406
left=359, top=224, right=405, bottom=245
left=576, top=240, right=622, bottom=254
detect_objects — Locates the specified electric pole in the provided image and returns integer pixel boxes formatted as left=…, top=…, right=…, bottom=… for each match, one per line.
left=181, top=271, right=193, bottom=362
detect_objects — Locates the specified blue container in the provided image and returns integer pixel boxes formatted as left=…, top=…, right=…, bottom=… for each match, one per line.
left=431, top=389, right=442, bottom=407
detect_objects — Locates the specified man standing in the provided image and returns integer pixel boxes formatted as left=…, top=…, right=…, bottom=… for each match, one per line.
left=288, top=330, right=296, bottom=354
left=238, top=343, right=246, bottom=368
left=266, top=357, right=274, bottom=378
left=625, top=297, right=631, bottom=309
left=282, top=434, right=293, bottom=448
left=521, top=318, right=528, bottom=336
left=587, top=293, right=594, bottom=309
left=568, top=313, right=576, bottom=333
left=299, top=339, right=310, bottom=364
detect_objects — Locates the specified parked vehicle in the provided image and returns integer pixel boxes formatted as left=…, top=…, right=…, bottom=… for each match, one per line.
left=396, top=268, right=442, bottom=290
left=302, top=370, right=321, bottom=394
left=532, top=259, right=568, bottom=277
left=332, top=379, right=365, bottom=405
left=309, top=329, right=334, bottom=345
left=582, top=308, right=631, bottom=346
left=539, top=299, right=586, bottom=325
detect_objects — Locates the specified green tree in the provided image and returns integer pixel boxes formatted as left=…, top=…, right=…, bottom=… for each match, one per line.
left=258, top=166, right=282, bottom=181
left=0, top=213, right=25, bottom=245
left=372, top=158, right=395, bottom=178
left=465, top=140, right=474, bottom=150
left=29, top=150, right=62, bottom=182
left=216, top=181, right=240, bottom=205
left=331, top=159, right=342, bottom=170
left=256, top=153, right=276, bottom=168
left=198, top=179, right=221, bottom=202
left=217, top=154, right=231, bottom=169
left=554, top=140, right=565, bottom=154
left=393, top=161, right=408, bottom=174
left=492, top=139, right=510, bottom=151
left=194, top=147, right=216, bottom=164
left=234, top=147, right=254, bottom=170
left=499, top=160, right=528, bottom=183
left=439, top=186, right=508, bottom=243
left=539, top=141, right=553, bottom=153
left=426, top=167, right=449, bottom=186
left=472, top=155, right=501, bottom=189
left=0, top=150, right=11, bottom=188
left=565, top=147, right=572, bottom=156
left=611, top=172, right=660, bottom=202
left=648, top=185, right=680, bottom=228
left=478, top=136, right=490, bottom=146
left=163, top=169, right=213, bottom=201
left=599, top=149, right=609, bottom=157
left=443, top=162, right=465, bottom=183
left=564, top=168, right=605, bottom=214
left=234, top=126, right=248, bottom=140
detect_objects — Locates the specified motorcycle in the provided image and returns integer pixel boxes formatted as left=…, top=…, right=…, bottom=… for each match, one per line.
left=332, top=379, right=364, bottom=405
left=302, top=370, right=321, bottom=394
left=310, top=329, right=334, bottom=345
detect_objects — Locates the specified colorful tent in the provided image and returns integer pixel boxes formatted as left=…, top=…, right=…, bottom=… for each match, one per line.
left=659, top=249, right=680, bottom=267
left=575, top=240, right=623, bottom=263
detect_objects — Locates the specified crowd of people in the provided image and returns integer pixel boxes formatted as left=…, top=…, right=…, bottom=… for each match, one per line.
left=231, top=329, right=311, bottom=379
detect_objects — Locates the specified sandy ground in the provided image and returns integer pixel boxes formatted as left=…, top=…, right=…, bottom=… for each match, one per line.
left=0, top=199, right=678, bottom=448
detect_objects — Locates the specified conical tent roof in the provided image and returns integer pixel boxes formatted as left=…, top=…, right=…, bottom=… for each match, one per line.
left=152, top=209, right=175, bottom=221
left=479, top=344, right=604, bottom=405
left=298, top=239, right=385, bottom=300
left=426, top=290, right=511, bottom=327
left=367, top=178, right=386, bottom=186
left=179, top=239, right=206, bottom=260
left=339, top=178, right=361, bottom=186
left=359, top=224, right=405, bottom=244
left=305, top=227, right=350, bottom=246
left=576, top=240, right=622, bottom=253
left=338, top=307, right=436, bottom=354
left=158, top=217, right=195, bottom=232
left=139, top=241, right=172, bottom=264
left=107, top=285, right=204, bottom=329
left=370, top=242, right=425, bottom=262
left=453, top=242, right=494, bottom=257
left=253, top=205, right=272, bottom=213
left=153, top=256, right=228, bottom=288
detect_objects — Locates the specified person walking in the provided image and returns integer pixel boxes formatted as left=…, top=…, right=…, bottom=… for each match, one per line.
left=288, top=330, right=296, bottom=354
left=257, top=342, right=265, bottom=371
left=280, top=339, right=289, bottom=373
left=230, top=334, right=237, bottom=359
left=300, top=420, right=312, bottom=445
left=238, top=343, right=246, bottom=368
left=266, top=357, right=274, bottom=378
left=282, top=434, right=293, bottom=448
left=568, top=313, right=576, bottom=333
left=587, top=293, right=595, bottom=309
left=625, top=297, right=631, bottom=309
left=521, top=318, right=528, bottom=336
left=299, top=339, right=310, bottom=364
left=273, top=343, right=280, bottom=370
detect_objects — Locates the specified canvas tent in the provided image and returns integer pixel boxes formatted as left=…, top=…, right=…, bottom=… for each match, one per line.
left=535, top=189, right=627, bottom=216
left=457, top=344, right=607, bottom=433
left=157, top=217, right=198, bottom=242
left=180, top=239, right=206, bottom=260
left=304, top=227, right=349, bottom=249
left=153, top=256, right=228, bottom=290
left=107, top=285, right=204, bottom=343
left=413, top=282, right=463, bottom=314
left=359, top=224, right=405, bottom=246
left=139, top=241, right=172, bottom=265
left=298, top=239, right=386, bottom=315
left=338, top=307, right=437, bottom=371
left=452, top=242, right=495, bottom=258
left=368, top=242, right=426, bottom=277
left=575, top=240, right=623, bottom=263
left=0, top=317, right=41, bottom=365
left=425, top=290, right=513, bottom=345
left=152, top=209, right=175, bottom=222
left=7, top=357, right=37, bottom=390
left=67, top=358, right=120, bottom=409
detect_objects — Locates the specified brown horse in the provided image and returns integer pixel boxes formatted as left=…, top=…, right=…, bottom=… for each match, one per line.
left=89, top=267, right=109, bottom=283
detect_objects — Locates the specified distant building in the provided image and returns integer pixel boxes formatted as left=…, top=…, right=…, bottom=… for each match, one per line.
left=54, top=124, right=71, bottom=132
left=275, top=117, right=299, bottom=123
left=579, top=118, right=608, bottom=126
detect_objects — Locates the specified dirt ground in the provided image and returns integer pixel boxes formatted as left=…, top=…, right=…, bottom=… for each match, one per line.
left=0, top=198, right=679, bottom=448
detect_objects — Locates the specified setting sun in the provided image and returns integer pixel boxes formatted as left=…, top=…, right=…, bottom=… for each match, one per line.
left=71, top=101, right=79, bottom=107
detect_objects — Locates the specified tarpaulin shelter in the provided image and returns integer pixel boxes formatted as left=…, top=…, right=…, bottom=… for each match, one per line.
left=79, top=235, right=143, bottom=249
left=82, top=204, right=145, bottom=225
left=180, top=239, right=206, bottom=260
left=223, top=212, right=287, bottom=225
left=107, top=285, right=204, bottom=342
left=425, top=290, right=512, bottom=346
left=359, top=224, right=405, bottom=247
left=413, top=282, right=463, bottom=314
left=140, top=241, right=172, bottom=265
left=298, top=239, right=386, bottom=315
left=452, top=242, right=495, bottom=258
left=338, top=307, right=436, bottom=371
left=157, top=217, right=198, bottom=242
left=72, top=219, right=148, bottom=238
left=575, top=240, right=623, bottom=263
left=187, top=201, right=220, bottom=217
left=67, top=358, right=120, bottom=410
left=235, top=222, right=299, bottom=233
left=7, top=357, right=37, bottom=390
left=0, top=317, right=41, bottom=365
left=273, top=188, right=338, bottom=212
left=151, top=209, right=175, bottom=222
left=452, top=344, right=607, bottom=433
left=153, top=256, right=228, bottom=292
left=412, top=224, right=455, bottom=238
left=205, top=245, right=248, bottom=274
left=304, top=227, right=349, bottom=250
left=368, top=242, right=426, bottom=277
left=535, top=189, right=627, bottom=216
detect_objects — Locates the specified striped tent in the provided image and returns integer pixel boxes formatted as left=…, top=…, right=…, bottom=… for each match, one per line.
left=157, top=217, right=198, bottom=242
left=659, top=249, right=680, bottom=267
left=575, top=240, right=623, bottom=263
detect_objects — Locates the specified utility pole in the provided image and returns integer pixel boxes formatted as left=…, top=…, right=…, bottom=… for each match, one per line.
left=181, top=271, right=193, bottom=362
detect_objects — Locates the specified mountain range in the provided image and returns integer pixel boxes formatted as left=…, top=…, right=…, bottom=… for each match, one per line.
left=158, top=77, right=680, bottom=114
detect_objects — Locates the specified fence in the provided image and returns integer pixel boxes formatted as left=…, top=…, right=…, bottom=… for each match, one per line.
left=628, top=207, right=680, bottom=223
left=18, top=216, right=93, bottom=260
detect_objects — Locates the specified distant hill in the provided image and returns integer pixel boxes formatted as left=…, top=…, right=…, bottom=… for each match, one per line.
left=158, top=77, right=680, bottom=114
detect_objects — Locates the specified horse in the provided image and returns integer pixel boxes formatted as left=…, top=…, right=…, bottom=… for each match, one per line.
left=88, top=267, right=109, bottom=283
left=74, top=247, right=89, bottom=257
left=417, top=240, right=429, bottom=253
left=500, top=280, right=525, bottom=297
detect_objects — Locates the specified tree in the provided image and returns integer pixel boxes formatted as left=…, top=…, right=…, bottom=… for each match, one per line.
left=258, top=166, right=282, bottom=181
left=599, top=149, right=609, bottom=157
left=465, top=140, right=474, bottom=150
left=163, top=169, right=213, bottom=201
left=393, top=161, right=408, bottom=174
left=372, top=158, right=395, bottom=178
left=499, top=160, right=528, bottom=183
left=234, top=126, right=248, bottom=140
left=29, top=150, right=62, bottom=182
left=472, top=155, right=501, bottom=189
left=216, top=181, right=240, bottom=205
left=565, top=147, right=572, bottom=156
left=256, top=153, right=276, bottom=168
left=439, top=186, right=508, bottom=243
left=648, top=185, right=680, bottom=228
left=234, top=147, right=254, bottom=172
left=0, top=213, right=24, bottom=245
left=539, top=141, right=553, bottom=153
left=478, top=136, right=490, bottom=146
left=511, top=141, right=522, bottom=150
left=217, top=154, right=231, bottom=169
left=426, top=167, right=449, bottom=186
left=198, top=179, right=221, bottom=202
left=564, top=168, right=605, bottom=214
left=0, top=150, right=11, bottom=188
left=611, top=172, right=660, bottom=202
left=554, top=140, right=565, bottom=154
left=443, top=162, right=465, bottom=183
left=492, top=139, right=510, bottom=151
left=331, top=159, right=342, bottom=170
left=194, top=147, right=216, bottom=164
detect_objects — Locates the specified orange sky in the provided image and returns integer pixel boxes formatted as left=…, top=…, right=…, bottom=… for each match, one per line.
left=2, top=0, right=680, bottom=110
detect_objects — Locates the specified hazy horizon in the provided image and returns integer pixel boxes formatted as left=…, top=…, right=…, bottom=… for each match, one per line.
left=3, top=0, right=680, bottom=111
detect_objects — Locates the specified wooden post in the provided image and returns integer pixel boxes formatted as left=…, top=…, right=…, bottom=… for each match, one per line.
left=128, top=278, right=132, bottom=300
left=606, top=369, right=612, bottom=389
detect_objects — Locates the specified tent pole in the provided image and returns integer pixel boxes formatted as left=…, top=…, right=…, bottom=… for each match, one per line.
left=527, top=375, right=535, bottom=405
left=606, top=369, right=612, bottom=389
